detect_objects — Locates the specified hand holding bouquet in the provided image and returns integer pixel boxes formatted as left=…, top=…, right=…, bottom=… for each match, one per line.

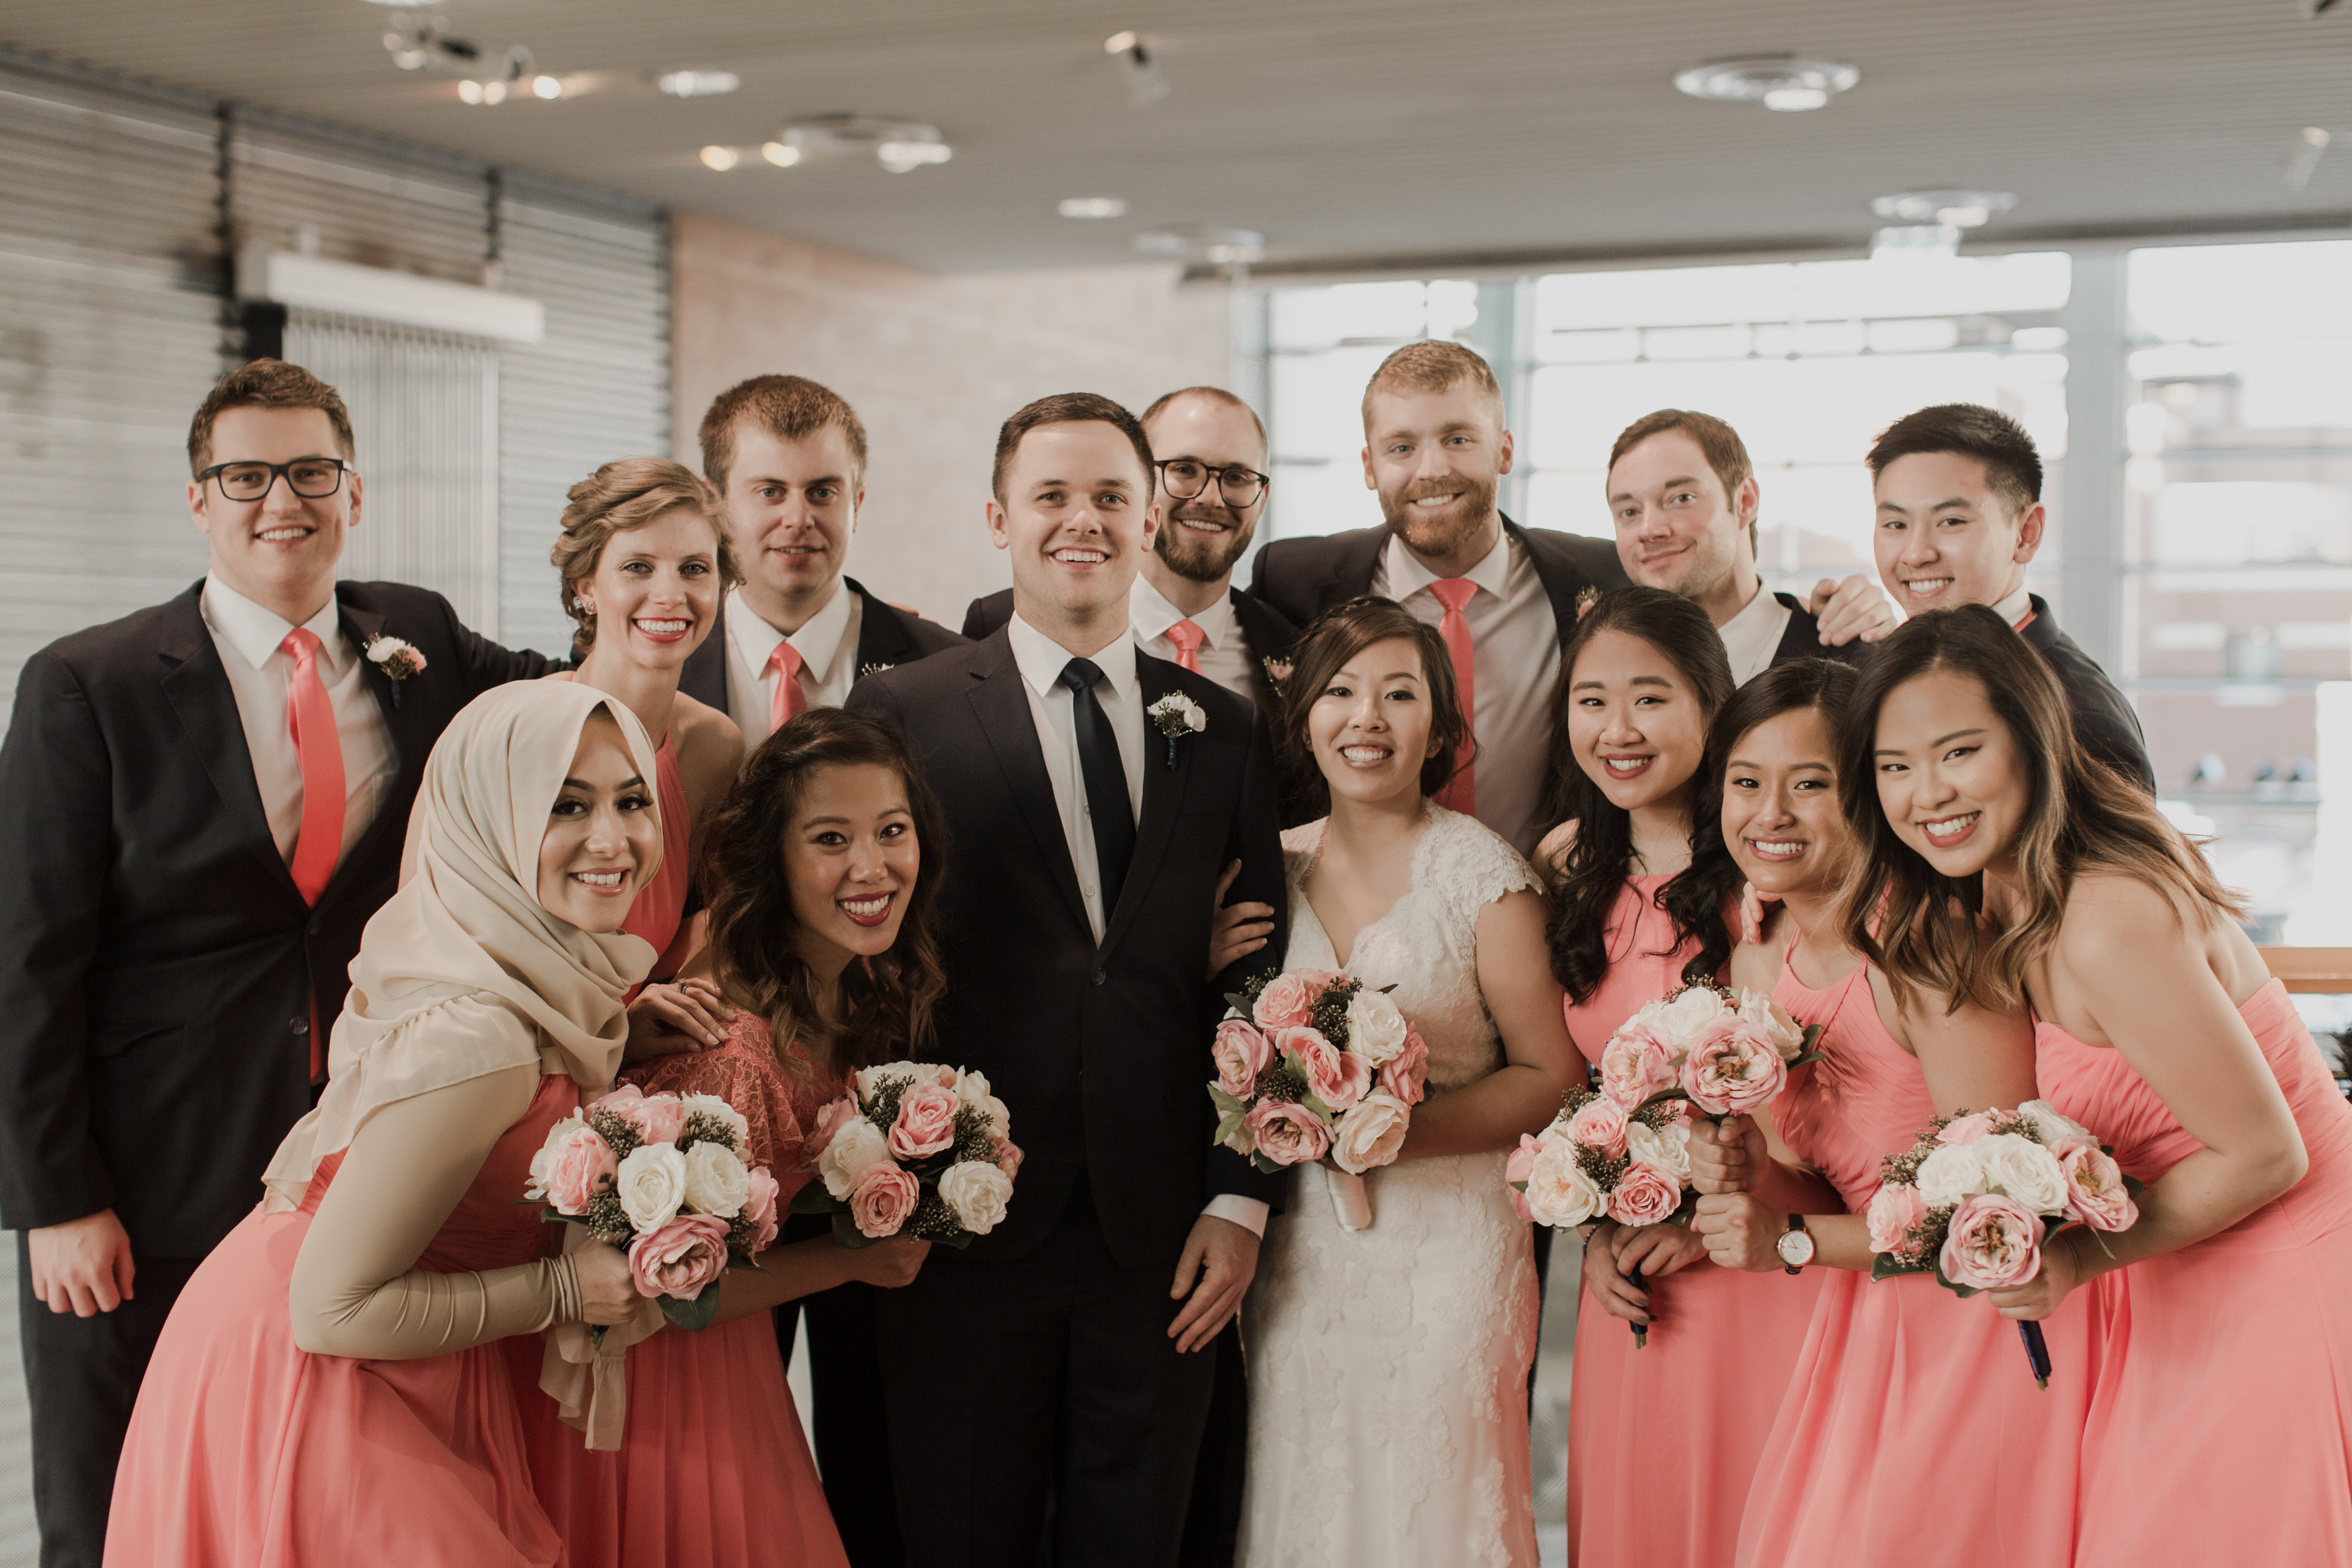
left=794, top=1063, right=1021, bottom=1248
left=524, top=1084, right=781, bottom=1332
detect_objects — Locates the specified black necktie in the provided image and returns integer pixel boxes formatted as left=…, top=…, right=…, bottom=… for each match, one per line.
left=1059, top=657, right=1135, bottom=921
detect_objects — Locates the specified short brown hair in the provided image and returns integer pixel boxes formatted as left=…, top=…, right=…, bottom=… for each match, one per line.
left=1360, top=341, right=1505, bottom=428
left=1277, top=596, right=1470, bottom=813
left=1609, top=409, right=1758, bottom=558
left=188, top=359, right=357, bottom=475
left=990, top=392, right=1155, bottom=503
left=1866, top=403, right=2042, bottom=517
left=550, top=457, right=739, bottom=658
left=697, top=375, right=870, bottom=491
left=1140, top=386, right=1267, bottom=449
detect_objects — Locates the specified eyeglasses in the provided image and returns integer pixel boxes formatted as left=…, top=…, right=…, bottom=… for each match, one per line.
left=1155, top=459, right=1268, bottom=509
left=196, top=457, right=352, bottom=502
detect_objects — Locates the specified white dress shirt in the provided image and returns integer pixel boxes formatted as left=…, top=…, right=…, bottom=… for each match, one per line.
left=199, top=574, right=399, bottom=875
left=1130, top=576, right=1259, bottom=704
left=1005, top=611, right=1269, bottom=1239
left=1992, top=584, right=2033, bottom=627
left=1374, top=528, right=1559, bottom=859
left=1718, top=579, right=1794, bottom=687
left=722, top=581, right=865, bottom=744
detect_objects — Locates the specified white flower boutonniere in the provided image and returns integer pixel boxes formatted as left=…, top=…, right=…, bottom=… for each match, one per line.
left=1147, top=691, right=1207, bottom=769
left=365, top=636, right=428, bottom=707
left=857, top=660, right=896, bottom=680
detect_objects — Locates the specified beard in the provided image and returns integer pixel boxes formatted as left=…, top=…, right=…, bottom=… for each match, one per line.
left=1377, top=471, right=1500, bottom=559
left=1154, top=501, right=1258, bottom=584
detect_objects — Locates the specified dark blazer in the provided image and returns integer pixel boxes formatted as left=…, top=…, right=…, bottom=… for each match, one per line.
left=1247, top=514, right=1628, bottom=640
left=1766, top=591, right=1875, bottom=673
left=847, top=633, right=1287, bottom=1269
left=961, top=584, right=1299, bottom=715
left=680, top=577, right=967, bottom=718
left=2020, top=595, right=2155, bottom=793
left=0, top=581, right=555, bottom=1258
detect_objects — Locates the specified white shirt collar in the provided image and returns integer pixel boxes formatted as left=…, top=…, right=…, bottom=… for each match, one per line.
left=1383, top=520, right=1512, bottom=603
left=1992, top=584, right=2033, bottom=626
left=201, top=573, right=342, bottom=671
left=1008, top=610, right=1139, bottom=701
left=1130, top=574, right=1237, bottom=648
left=729, top=580, right=854, bottom=672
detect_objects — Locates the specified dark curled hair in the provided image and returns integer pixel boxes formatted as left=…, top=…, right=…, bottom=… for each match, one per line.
left=699, top=707, right=949, bottom=1084
left=1542, top=586, right=1739, bottom=1004
left=1274, top=596, right=1470, bottom=817
left=1709, top=657, right=1862, bottom=786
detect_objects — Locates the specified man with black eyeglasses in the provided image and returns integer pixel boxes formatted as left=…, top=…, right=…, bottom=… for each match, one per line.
left=0, top=358, right=556, bottom=1567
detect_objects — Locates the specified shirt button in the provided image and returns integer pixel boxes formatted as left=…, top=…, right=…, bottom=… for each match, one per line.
left=290, top=1016, right=309, bottom=1035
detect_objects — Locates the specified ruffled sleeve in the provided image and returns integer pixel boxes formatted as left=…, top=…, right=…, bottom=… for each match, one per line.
left=1426, top=807, right=1542, bottom=930
left=624, top=1018, right=830, bottom=1196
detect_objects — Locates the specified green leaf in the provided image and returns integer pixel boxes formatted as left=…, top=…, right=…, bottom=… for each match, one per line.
left=1869, top=1250, right=1926, bottom=1283
left=1250, top=1151, right=1289, bottom=1176
left=789, top=1183, right=844, bottom=1216
left=830, top=1212, right=882, bottom=1250
left=1208, top=1085, right=1247, bottom=1118
left=1929, top=1253, right=1979, bottom=1298
left=1299, top=1092, right=1334, bottom=1122
left=659, top=1287, right=721, bottom=1332
left=1214, top=1112, right=1247, bottom=1148
left=1632, top=1086, right=1692, bottom=1114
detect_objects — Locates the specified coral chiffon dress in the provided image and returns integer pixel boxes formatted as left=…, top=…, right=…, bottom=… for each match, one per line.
left=1562, top=877, right=1822, bottom=1568
left=2036, top=978, right=2352, bottom=1566
left=1735, top=961, right=2099, bottom=1568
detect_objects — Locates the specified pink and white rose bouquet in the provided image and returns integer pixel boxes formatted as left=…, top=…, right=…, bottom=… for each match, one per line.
left=1596, top=983, right=1825, bottom=1121
left=793, top=1062, right=1021, bottom=1249
left=1508, top=1081, right=1698, bottom=1348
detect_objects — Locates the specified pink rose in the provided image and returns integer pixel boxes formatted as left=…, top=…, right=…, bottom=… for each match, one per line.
left=1678, top=1020, right=1786, bottom=1118
left=1252, top=972, right=1328, bottom=1031
left=888, top=1081, right=960, bottom=1161
left=808, top=1096, right=861, bottom=1163
left=627, top=1213, right=731, bottom=1300
left=1211, top=1019, right=1273, bottom=1099
left=543, top=1125, right=619, bottom=1215
left=1605, top=1160, right=1685, bottom=1227
left=1936, top=1112, right=1996, bottom=1146
left=847, top=1162, right=920, bottom=1238
left=1505, top=1133, right=1541, bottom=1221
left=1599, top=1024, right=1678, bottom=1109
left=1377, top=1029, right=1428, bottom=1108
left=1940, top=1193, right=2044, bottom=1289
left=1244, top=1098, right=1331, bottom=1166
left=993, top=1138, right=1024, bottom=1181
left=1284, top=1026, right=1369, bottom=1112
left=1566, top=1096, right=1631, bottom=1159
left=1866, top=1181, right=1929, bottom=1255
left=2060, top=1144, right=2139, bottom=1233
left=740, top=1166, right=782, bottom=1252
left=606, top=1085, right=688, bottom=1146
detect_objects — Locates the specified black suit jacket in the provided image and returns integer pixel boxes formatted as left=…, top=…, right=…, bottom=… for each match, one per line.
left=847, top=634, right=1287, bottom=1269
left=1766, top=591, right=1875, bottom=674
left=1247, top=514, right=1627, bottom=639
left=2020, top=596, right=2155, bottom=793
left=680, top=577, right=967, bottom=720
left=960, top=585, right=1299, bottom=716
left=0, top=581, right=555, bottom=1257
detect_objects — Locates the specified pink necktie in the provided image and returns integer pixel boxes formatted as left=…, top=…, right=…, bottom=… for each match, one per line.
left=767, top=640, right=807, bottom=737
left=1165, top=618, right=1205, bottom=675
left=283, top=628, right=346, bottom=1084
left=1426, top=579, right=1477, bottom=816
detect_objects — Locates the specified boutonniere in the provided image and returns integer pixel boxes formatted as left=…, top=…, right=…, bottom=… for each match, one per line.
left=1261, top=654, right=1294, bottom=691
left=857, top=660, right=896, bottom=680
left=1147, top=691, right=1207, bottom=768
left=1574, top=585, right=1603, bottom=622
left=365, top=636, right=428, bottom=707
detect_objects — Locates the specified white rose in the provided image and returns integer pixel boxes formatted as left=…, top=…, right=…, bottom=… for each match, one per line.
left=937, top=1161, right=1015, bottom=1235
left=681, top=1139, right=751, bottom=1218
left=1976, top=1132, right=2070, bottom=1215
left=818, top=1117, right=892, bottom=1200
left=1342, top=989, right=1409, bottom=1066
left=2015, top=1100, right=2093, bottom=1153
left=1524, top=1137, right=1602, bottom=1228
left=1914, top=1142, right=1990, bottom=1209
left=681, top=1094, right=751, bottom=1148
left=1735, top=989, right=1808, bottom=1062
left=1651, top=987, right=1728, bottom=1053
left=525, top=1111, right=590, bottom=1202
left=854, top=1062, right=921, bottom=1102
left=1329, top=1092, right=1411, bottom=1174
left=1183, top=699, right=1207, bottom=733
left=955, top=1069, right=1011, bottom=1138
left=616, top=1143, right=689, bottom=1232
left=1626, top=1119, right=1692, bottom=1183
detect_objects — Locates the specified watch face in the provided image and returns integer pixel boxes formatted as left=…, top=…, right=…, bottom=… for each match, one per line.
left=1777, top=1229, right=1816, bottom=1267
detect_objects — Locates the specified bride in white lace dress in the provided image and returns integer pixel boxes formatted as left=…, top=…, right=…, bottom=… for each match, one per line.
left=1234, top=600, right=1581, bottom=1567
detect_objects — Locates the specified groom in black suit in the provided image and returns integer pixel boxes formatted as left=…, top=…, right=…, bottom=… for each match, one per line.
left=848, top=393, right=1286, bottom=1568
left=0, top=360, right=555, bottom=1567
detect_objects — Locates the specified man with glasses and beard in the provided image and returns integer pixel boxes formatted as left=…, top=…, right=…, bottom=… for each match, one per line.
left=964, top=387, right=1297, bottom=714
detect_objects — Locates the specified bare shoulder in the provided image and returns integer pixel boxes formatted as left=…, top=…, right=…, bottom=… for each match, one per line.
left=670, top=695, right=745, bottom=800
left=1533, top=818, right=1578, bottom=880
left=2052, top=871, right=2200, bottom=969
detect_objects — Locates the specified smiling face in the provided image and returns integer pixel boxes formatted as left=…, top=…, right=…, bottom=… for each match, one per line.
left=990, top=419, right=1159, bottom=640
left=186, top=405, right=360, bottom=620
left=782, top=760, right=921, bottom=978
left=1871, top=667, right=2031, bottom=880
left=536, top=713, right=660, bottom=932
left=1361, top=382, right=1511, bottom=574
left=1873, top=450, right=2044, bottom=616
left=1566, top=628, right=1712, bottom=814
left=1144, top=393, right=1268, bottom=585
left=721, top=420, right=864, bottom=627
left=573, top=507, right=723, bottom=671
left=1606, top=429, right=1757, bottom=623
left=1722, top=706, right=1854, bottom=898
left=1304, top=635, right=1439, bottom=808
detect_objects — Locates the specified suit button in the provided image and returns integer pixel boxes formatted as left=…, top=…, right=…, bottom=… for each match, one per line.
left=308, top=922, right=322, bottom=937
left=290, top=1016, right=309, bottom=1035
left=1090, top=968, right=1106, bottom=987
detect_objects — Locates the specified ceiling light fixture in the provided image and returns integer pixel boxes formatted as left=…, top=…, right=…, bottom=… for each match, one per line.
left=700, top=145, right=740, bottom=172
left=382, top=14, right=480, bottom=72
left=1059, top=197, right=1128, bottom=219
left=1674, top=56, right=1859, bottom=112
left=658, top=70, right=740, bottom=99
left=1868, top=188, right=2014, bottom=259
left=761, top=142, right=801, bottom=168
left=1104, top=31, right=1140, bottom=54
left=2287, top=126, right=2332, bottom=189
left=777, top=115, right=954, bottom=173
left=531, top=75, right=564, bottom=100
left=1133, top=225, right=1265, bottom=269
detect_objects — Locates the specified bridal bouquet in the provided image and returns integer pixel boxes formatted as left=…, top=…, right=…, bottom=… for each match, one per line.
left=793, top=1062, right=1021, bottom=1248
left=1595, top=984, right=1825, bottom=1120
left=1207, top=967, right=1429, bottom=1230
left=1866, top=1101, right=2140, bottom=1388
left=525, top=1084, right=780, bottom=1331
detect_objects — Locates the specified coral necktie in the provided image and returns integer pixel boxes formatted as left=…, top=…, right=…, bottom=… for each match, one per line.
left=767, top=639, right=807, bottom=737
left=1426, top=579, right=1478, bottom=817
left=282, top=628, right=345, bottom=1082
left=1165, top=618, right=1205, bottom=674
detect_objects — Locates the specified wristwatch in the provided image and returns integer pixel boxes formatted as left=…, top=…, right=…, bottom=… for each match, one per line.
left=1776, top=1215, right=1816, bottom=1275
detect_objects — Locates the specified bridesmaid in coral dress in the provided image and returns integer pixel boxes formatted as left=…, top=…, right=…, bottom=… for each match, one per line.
left=1840, top=604, right=2352, bottom=1567
left=1676, top=659, right=2094, bottom=1568
left=105, top=682, right=666, bottom=1566
left=1536, top=590, right=1822, bottom=1568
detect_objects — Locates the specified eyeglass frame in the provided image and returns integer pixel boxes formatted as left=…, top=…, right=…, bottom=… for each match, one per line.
left=1153, top=458, right=1271, bottom=508
left=195, top=457, right=354, bottom=502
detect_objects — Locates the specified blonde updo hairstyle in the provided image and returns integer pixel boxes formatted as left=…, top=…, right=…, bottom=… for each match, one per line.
left=551, top=457, right=739, bottom=659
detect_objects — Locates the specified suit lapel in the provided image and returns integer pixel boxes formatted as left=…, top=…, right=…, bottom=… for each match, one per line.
left=965, top=644, right=1091, bottom=933
left=326, top=591, right=429, bottom=902
left=680, top=596, right=729, bottom=711
left=1504, top=517, right=1587, bottom=644
left=850, top=578, right=914, bottom=676
left=156, top=589, right=303, bottom=902
left=1321, top=530, right=1388, bottom=612
left=1101, top=654, right=1197, bottom=956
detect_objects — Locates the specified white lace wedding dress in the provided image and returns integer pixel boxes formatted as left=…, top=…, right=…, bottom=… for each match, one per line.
left=1234, top=805, right=1542, bottom=1567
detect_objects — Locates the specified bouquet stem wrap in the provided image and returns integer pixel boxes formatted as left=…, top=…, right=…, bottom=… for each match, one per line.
left=1327, top=1168, right=1372, bottom=1231
left=537, top=1228, right=665, bottom=1450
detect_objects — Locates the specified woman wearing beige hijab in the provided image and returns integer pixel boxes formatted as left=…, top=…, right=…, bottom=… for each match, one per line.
left=105, top=681, right=663, bottom=1567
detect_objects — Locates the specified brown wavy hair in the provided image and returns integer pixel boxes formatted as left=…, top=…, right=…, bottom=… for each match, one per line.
left=1835, top=605, right=2238, bottom=1011
left=550, top=457, right=740, bottom=660
left=699, top=708, right=948, bottom=1082
left=1275, top=596, right=1469, bottom=817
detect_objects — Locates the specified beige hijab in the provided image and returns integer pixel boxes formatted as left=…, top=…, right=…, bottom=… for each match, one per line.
left=262, top=680, right=663, bottom=1212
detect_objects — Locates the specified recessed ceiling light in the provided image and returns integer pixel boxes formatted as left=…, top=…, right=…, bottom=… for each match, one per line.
left=761, top=142, right=801, bottom=168
left=1060, top=197, right=1128, bottom=219
left=1104, top=31, right=1140, bottom=54
left=1133, top=225, right=1265, bottom=264
left=779, top=116, right=954, bottom=174
left=1675, top=57, right=1859, bottom=112
left=700, top=145, right=740, bottom=172
left=531, top=75, right=564, bottom=100
left=658, top=71, right=740, bottom=99
left=1870, top=189, right=2017, bottom=228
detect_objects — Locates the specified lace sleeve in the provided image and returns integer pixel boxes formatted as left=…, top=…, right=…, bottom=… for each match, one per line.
left=1429, top=810, right=1542, bottom=930
left=626, top=1035, right=814, bottom=1177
